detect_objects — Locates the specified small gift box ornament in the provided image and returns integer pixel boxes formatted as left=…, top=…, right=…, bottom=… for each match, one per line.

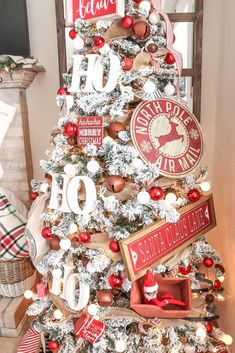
left=130, top=270, right=192, bottom=319
left=74, top=314, right=106, bottom=344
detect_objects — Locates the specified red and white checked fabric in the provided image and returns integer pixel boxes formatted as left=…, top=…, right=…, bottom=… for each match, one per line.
left=16, top=328, right=41, bottom=353
left=151, top=0, right=183, bottom=97
left=0, top=194, right=28, bottom=260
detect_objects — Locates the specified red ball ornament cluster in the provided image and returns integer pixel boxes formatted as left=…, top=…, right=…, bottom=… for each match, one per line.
left=93, top=36, right=105, bottom=49
left=178, top=263, right=192, bottom=275
left=148, top=186, right=164, bottom=201
left=108, top=274, right=124, bottom=288
left=63, top=122, right=77, bottom=137
left=205, top=322, right=213, bottom=333
left=109, top=241, right=120, bottom=253
left=122, top=58, right=133, bottom=71
left=57, top=87, right=68, bottom=96
left=203, top=257, right=214, bottom=268
left=187, top=189, right=201, bottom=203
left=165, top=53, right=176, bottom=65
left=48, top=340, right=60, bottom=351
left=214, top=279, right=222, bottom=290
left=69, top=29, right=77, bottom=40
left=121, top=15, right=134, bottom=29
left=30, top=191, right=39, bottom=201
left=79, top=232, right=91, bottom=243
left=41, top=226, right=55, bottom=240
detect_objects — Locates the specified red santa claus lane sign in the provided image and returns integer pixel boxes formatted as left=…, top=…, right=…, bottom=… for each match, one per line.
left=131, top=98, right=203, bottom=178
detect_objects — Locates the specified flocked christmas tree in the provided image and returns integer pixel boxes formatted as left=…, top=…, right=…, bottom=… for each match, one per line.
left=20, top=1, right=233, bottom=353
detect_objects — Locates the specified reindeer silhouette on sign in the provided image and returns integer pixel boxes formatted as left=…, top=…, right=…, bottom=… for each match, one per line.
left=157, top=113, right=185, bottom=150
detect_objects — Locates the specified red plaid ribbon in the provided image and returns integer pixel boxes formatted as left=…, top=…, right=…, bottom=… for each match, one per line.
left=0, top=194, right=28, bottom=259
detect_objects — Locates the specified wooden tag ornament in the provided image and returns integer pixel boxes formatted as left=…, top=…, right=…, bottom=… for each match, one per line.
left=65, top=0, right=125, bottom=25
left=131, top=98, right=203, bottom=177
left=77, top=116, right=103, bottom=146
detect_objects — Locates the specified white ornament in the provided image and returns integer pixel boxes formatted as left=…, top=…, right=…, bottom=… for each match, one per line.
left=65, top=273, right=90, bottom=311
left=40, top=183, right=49, bottom=193
left=137, top=191, right=151, bottom=205
left=60, top=262, right=75, bottom=300
left=200, top=181, right=211, bottom=192
left=48, top=174, right=71, bottom=212
left=24, top=290, right=33, bottom=299
left=103, top=136, right=113, bottom=144
left=67, top=176, right=97, bottom=215
left=48, top=174, right=97, bottom=216
left=139, top=1, right=151, bottom=14
left=132, top=158, right=144, bottom=169
left=64, top=164, right=77, bottom=176
left=115, top=339, right=127, bottom=353
left=73, top=36, right=84, bottom=50
left=149, top=11, right=160, bottom=25
left=60, top=239, right=72, bottom=251
left=52, top=268, right=63, bottom=279
left=165, top=192, right=177, bottom=204
left=87, top=160, right=100, bottom=173
left=69, top=53, right=121, bottom=93
left=69, top=222, right=78, bottom=234
left=144, top=80, right=156, bottom=94
left=53, top=309, right=63, bottom=320
left=87, top=304, right=99, bottom=316
left=221, top=334, right=233, bottom=345
left=164, top=82, right=175, bottom=96
left=196, top=327, right=207, bottom=340
left=184, top=344, right=196, bottom=353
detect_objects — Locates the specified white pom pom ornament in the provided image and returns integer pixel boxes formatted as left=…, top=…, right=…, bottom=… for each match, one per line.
left=87, top=160, right=100, bottom=173
left=137, top=191, right=151, bottom=205
left=64, top=163, right=77, bottom=176
left=164, top=82, right=175, bottom=96
left=149, top=11, right=160, bottom=25
left=60, top=239, right=72, bottom=251
left=73, top=36, right=84, bottom=50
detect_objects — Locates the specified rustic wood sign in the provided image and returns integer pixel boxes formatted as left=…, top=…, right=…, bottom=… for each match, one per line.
left=120, top=195, right=216, bottom=281
left=65, top=0, right=125, bottom=25
left=77, top=116, right=103, bottom=146
left=131, top=98, right=203, bottom=178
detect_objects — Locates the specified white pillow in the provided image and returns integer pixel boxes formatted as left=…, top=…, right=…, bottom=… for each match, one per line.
left=0, top=100, right=17, bottom=178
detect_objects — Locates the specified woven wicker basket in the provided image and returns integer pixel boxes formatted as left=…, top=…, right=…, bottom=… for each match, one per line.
left=0, top=257, right=36, bottom=297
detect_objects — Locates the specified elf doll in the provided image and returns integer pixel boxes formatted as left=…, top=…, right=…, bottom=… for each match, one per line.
left=143, top=270, right=186, bottom=308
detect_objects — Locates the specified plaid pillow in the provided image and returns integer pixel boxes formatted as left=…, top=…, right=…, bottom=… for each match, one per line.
left=0, top=194, right=29, bottom=260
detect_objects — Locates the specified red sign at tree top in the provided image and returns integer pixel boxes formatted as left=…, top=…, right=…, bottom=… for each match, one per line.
left=66, top=0, right=125, bottom=25
left=120, top=195, right=216, bottom=281
left=131, top=98, right=203, bottom=178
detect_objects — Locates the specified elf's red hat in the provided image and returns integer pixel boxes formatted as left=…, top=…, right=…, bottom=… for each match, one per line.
left=144, top=270, right=159, bottom=293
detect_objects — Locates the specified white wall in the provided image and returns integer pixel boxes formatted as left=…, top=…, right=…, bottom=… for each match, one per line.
left=26, top=0, right=59, bottom=179
left=201, top=0, right=235, bottom=350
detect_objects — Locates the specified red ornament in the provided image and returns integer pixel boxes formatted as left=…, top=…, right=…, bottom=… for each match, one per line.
left=133, top=20, right=150, bottom=40
left=187, top=189, right=201, bottom=202
left=109, top=241, right=120, bottom=253
left=107, top=122, right=125, bottom=138
left=205, top=322, right=213, bottom=333
left=165, top=53, right=176, bottom=65
left=178, top=264, right=192, bottom=275
left=48, top=340, right=60, bottom=351
left=74, top=313, right=105, bottom=343
left=148, top=186, right=164, bottom=201
left=63, top=122, right=77, bottom=137
left=122, top=58, right=133, bottom=71
left=134, top=0, right=143, bottom=2
left=214, top=279, right=222, bottom=290
left=203, top=257, right=214, bottom=268
left=79, top=232, right=91, bottom=243
left=57, top=87, right=68, bottom=96
left=69, top=29, right=77, bottom=40
left=41, top=226, right=55, bottom=240
left=30, top=191, right=39, bottom=201
left=93, top=36, right=105, bottom=49
left=108, top=274, right=124, bottom=288
left=121, top=15, right=134, bottom=29
left=96, top=290, right=113, bottom=307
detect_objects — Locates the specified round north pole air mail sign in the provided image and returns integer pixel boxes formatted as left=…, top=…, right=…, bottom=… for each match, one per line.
left=131, top=98, right=203, bottom=177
